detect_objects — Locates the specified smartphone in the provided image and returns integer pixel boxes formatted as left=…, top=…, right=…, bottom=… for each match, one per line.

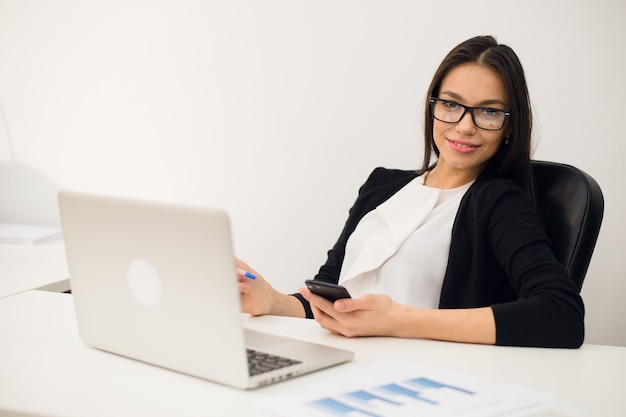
left=305, top=280, right=352, bottom=302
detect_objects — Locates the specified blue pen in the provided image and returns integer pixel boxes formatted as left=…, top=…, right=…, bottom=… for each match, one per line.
left=237, top=268, right=256, bottom=280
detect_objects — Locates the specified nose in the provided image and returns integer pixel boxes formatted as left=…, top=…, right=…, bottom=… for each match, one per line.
left=455, top=111, right=477, bottom=135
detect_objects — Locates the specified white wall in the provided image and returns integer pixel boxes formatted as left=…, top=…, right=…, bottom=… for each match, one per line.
left=1, top=0, right=624, bottom=346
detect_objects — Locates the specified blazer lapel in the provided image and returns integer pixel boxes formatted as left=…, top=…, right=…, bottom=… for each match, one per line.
left=339, top=177, right=439, bottom=288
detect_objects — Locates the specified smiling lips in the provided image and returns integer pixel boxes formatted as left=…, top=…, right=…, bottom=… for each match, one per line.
left=447, top=138, right=479, bottom=154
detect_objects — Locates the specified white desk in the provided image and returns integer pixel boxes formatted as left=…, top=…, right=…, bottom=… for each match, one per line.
left=0, top=241, right=69, bottom=298
left=1, top=291, right=625, bottom=417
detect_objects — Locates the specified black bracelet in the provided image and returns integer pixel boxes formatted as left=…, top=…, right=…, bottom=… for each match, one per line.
left=290, top=293, right=314, bottom=319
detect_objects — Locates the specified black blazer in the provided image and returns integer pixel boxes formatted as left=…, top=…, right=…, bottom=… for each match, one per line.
left=309, top=167, right=584, bottom=348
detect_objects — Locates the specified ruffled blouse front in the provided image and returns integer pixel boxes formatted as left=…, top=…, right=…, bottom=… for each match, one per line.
left=338, top=174, right=472, bottom=308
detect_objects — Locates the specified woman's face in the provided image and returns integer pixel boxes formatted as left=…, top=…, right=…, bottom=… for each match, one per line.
left=432, top=63, right=508, bottom=179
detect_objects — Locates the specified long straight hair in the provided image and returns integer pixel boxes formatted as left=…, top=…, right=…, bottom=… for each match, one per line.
left=421, top=36, right=535, bottom=204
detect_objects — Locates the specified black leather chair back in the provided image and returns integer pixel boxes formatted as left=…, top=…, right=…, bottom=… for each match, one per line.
left=532, top=161, right=604, bottom=290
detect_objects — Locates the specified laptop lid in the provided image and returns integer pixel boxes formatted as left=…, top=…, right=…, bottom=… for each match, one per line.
left=58, top=190, right=353, bottom=389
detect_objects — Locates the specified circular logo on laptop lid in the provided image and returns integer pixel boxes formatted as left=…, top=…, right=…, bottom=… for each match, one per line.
left=127, top=258, right=163, bottom=307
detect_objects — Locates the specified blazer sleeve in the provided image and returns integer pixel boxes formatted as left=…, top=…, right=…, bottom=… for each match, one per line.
left=443, top=179, right=585, bottom=348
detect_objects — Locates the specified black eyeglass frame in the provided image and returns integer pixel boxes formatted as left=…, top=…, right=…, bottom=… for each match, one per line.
left=429, top=97, right=511, bottom=131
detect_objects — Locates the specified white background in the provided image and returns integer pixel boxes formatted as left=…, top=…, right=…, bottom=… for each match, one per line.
left=0, top=0, right=624, bottom=346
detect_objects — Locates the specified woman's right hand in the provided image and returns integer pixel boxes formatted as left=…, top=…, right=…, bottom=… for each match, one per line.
left=236, top=259, right=275, bottom=316
left=236, top=258, right=309, bottom=318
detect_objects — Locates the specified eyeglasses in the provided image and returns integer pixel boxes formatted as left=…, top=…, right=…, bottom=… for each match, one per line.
left=430, top=97, right=511, bottom=131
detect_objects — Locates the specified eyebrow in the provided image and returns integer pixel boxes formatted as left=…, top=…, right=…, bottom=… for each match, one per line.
left=439, top=90, right=507, bottom=108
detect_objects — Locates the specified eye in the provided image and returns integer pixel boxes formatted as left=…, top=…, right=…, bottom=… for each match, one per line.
left=478, top=108, right=504, bottom=118
left=442, top=100, right=460, bottom=110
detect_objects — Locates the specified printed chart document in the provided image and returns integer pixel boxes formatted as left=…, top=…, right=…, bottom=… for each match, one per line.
left=261, top=364, right=581, bottom=417
left=0, top=223, right=62, bottom=245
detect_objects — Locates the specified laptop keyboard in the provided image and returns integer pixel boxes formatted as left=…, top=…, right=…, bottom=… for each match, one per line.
left=247, top=348, right=302, bottom=376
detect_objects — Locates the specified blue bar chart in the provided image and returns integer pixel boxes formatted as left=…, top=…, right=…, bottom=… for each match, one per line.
left=309, top=377, right=478, bottom=416
left=262, top=364, right=568, bottom=417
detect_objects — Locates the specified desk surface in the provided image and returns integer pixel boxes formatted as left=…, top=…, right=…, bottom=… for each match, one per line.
left=1, top=291, right=624, bottom=417
left=0, top=241, right=69, bottom=298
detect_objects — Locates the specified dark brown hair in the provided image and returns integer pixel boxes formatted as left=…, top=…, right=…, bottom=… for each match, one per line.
left=421, top=35, right=535, bottom=203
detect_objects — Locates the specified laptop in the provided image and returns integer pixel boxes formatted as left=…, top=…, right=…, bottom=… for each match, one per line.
left=58, top=190, right=353, bottom=389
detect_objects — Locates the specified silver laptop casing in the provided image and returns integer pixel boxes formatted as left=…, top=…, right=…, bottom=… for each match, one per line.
left=58, top=190, right=353, bottom=389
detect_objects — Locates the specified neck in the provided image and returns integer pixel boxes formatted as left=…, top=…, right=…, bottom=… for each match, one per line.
left=424, top=165, right=481, bottom=189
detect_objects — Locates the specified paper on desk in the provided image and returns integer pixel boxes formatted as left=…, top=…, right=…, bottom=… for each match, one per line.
left=0, top=223, right=63, bottom=245
left=261, top=363, right=581, bottom=417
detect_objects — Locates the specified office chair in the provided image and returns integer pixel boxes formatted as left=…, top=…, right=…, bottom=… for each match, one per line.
left=531, top=160, right=604, bottom=290
left=0, top=161, right=61, bottom=227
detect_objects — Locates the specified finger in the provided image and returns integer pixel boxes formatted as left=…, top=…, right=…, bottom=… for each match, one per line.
left=300, top=288, right=337, bottom=316
left=235, top=258, right=254, bottom=275
left=238, top=279, right=252, bottom=293
left=309, top=303, right=345, bottom=334
left=333, top=297, right=360, bottom=313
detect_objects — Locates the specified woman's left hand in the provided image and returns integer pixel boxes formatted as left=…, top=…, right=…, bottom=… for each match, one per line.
left=298, top=287, right=404, bottom=337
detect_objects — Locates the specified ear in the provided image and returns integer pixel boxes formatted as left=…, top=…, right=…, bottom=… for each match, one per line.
left=502, top=132, right=512, bottom=146
left=503, top=123, right=513, bottom=141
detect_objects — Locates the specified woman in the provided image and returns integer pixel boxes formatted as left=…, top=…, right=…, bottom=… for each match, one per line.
left=237, top=35, right=584, bottom=348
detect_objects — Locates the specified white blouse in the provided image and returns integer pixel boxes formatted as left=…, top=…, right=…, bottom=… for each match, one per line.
left=337, top=174, right=472, bottom=308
